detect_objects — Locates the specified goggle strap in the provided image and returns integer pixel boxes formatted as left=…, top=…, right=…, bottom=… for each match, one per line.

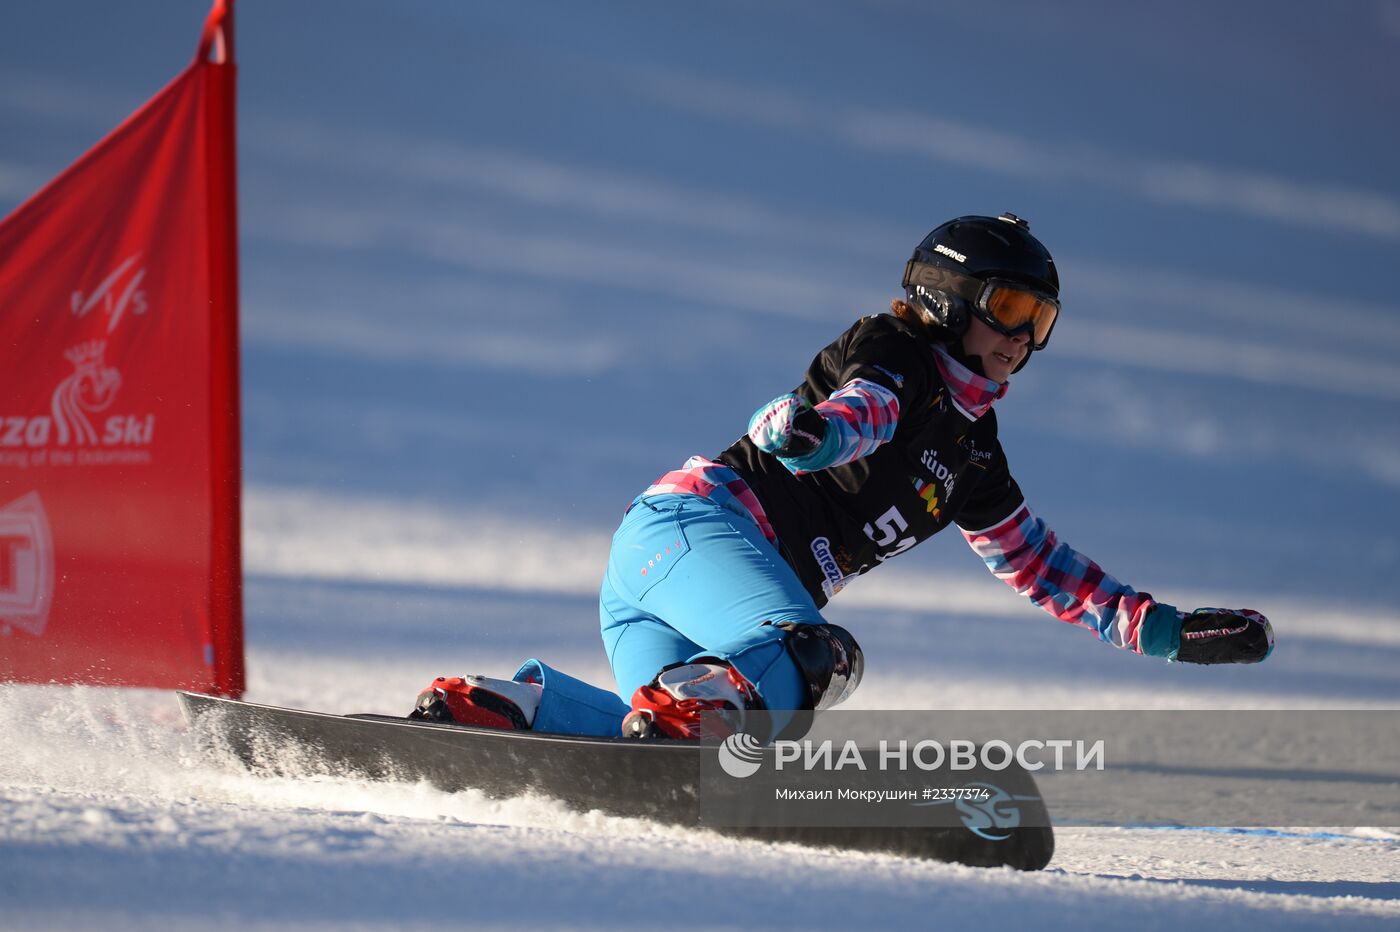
left=902, top=261, right=982, bottom=302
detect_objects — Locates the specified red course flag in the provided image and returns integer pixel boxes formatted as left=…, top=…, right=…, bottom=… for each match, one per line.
left=0, top=1, right=244, bottom=696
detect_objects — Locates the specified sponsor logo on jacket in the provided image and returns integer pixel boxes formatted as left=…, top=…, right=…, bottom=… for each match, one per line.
left=872, top=365, right=905, bottom=389
left=963, top=438, right=994, bottom=465
left=912, top=476, right=942, bottom=518
left=920, top=449, right=958, bottom=498
left=811, top=536, right=849, bottom=598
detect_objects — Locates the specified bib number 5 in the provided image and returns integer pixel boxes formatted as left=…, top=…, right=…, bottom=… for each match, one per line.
left=864, top=506, right=916, bottom=562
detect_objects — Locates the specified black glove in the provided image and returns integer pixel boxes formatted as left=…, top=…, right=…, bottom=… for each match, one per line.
left=1174, top=608, right=1274, bottom=664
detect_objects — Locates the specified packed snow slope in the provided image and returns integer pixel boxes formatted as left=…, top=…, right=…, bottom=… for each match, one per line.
left=3, top=1, right=1400, bottom=929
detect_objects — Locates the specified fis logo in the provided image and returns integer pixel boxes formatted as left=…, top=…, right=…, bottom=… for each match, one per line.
left=0, top=492, right=55, bottom=637
left=70, top=254, right=148, bottom=335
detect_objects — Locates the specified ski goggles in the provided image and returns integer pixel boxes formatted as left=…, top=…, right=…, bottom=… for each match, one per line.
left=903, top=261, right=1060, bottom=349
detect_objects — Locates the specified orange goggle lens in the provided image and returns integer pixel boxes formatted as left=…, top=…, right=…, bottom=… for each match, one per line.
left=979, top=285, right=1059, bottom=349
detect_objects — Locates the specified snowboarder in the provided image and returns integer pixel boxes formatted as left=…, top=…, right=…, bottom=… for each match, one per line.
left=412, top=213, right=1274, bottom=740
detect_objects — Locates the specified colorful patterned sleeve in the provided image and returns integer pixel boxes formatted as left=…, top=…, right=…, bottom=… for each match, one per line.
left=960, top=504, right=1161, bottom=652
left=775, top=378, right=901, bottom=474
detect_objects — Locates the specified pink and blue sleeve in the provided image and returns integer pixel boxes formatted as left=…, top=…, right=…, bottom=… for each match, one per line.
left=773, top=378, right=901, bottom=473
left=960, top=504, right=1163, bottom=652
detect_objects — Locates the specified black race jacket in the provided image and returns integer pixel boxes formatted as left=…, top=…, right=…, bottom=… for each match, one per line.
left=718, top=314, right=1025, bottom=607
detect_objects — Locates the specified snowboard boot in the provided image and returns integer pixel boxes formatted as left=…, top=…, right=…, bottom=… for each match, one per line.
left=621, top=661, right=763, bottom=740
left=410, top=675, right=543, bottom=730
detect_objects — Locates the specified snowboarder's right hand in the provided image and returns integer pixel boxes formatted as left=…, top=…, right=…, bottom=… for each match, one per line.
left=748, top=393, right=829, bottom=459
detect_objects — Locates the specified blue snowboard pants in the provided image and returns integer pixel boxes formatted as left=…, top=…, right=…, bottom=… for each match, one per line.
left=518, top=493, right=824, bottom=737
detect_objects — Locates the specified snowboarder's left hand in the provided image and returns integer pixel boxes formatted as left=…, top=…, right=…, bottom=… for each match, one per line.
left=1173, top=607, right=1274, bottom=664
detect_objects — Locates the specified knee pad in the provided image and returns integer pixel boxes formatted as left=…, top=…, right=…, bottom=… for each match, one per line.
left=769, top=621, right=863, bottom=711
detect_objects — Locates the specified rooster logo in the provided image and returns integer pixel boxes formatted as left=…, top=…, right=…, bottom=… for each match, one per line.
left=50, top=341, right=122, bottom=446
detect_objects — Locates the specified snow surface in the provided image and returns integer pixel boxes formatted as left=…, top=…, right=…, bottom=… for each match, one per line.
left=4, top=1, right=1400, bottom=929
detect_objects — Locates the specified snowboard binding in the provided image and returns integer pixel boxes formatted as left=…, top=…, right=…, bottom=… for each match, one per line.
left=622, top=661, right=763, bottom=741
left=409, top=675, right=541, bottom=730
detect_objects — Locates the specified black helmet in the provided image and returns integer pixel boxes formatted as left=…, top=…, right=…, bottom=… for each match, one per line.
left=900, top=213, right=1060, bottom=370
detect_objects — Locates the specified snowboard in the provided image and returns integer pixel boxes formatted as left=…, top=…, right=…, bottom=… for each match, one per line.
left=177, top=691, right=1054, bottom=870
